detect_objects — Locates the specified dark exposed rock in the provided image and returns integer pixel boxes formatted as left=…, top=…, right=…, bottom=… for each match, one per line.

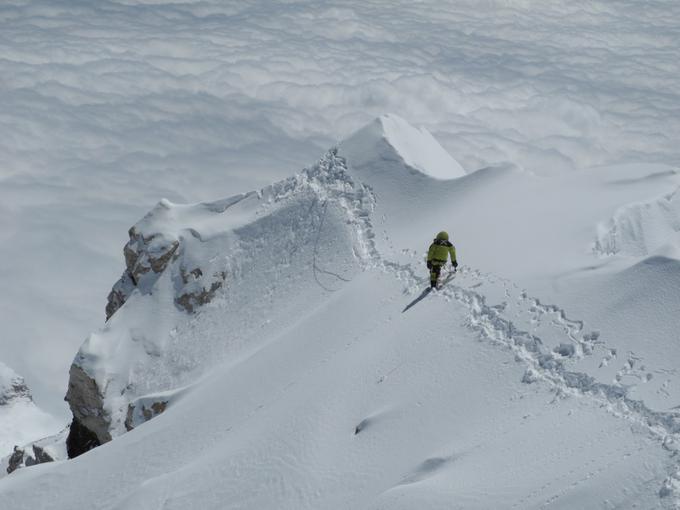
left=64, top=364, right=111, bottom=455
left=6, top=444, right=56, bottom=474
left=31, top=444, right=54, bottom=464
left=175, top=269, right=226, bottom=314
left=106, top=271, right=135, bottom=321
left=66, top=417, right=101, bottom=459
left=7, top=446, right=24, bottom=474
left=105, top=226, right=180, bottom=321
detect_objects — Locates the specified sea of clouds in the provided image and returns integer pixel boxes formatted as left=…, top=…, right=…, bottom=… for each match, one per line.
left=1, top=0, right=679, bottom=424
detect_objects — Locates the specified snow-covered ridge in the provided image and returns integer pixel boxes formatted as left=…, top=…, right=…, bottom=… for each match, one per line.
left=66, top=115, right=467, bottom=456
left=65, top=143, right=378, bottom=456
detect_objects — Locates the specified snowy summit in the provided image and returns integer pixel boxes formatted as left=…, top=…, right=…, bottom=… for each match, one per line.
left=340, top=114, right=467, bottom=181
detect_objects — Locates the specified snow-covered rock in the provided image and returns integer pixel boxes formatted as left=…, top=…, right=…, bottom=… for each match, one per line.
left=0, top=362, right=63, bottom=473
left=64, top=146, right=375, bottom=456
left=3, top=428, right=68, bottom=476
left=0, top=363, right=31, bottom=408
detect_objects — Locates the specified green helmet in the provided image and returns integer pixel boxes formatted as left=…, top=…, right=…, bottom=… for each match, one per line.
left=436, top=231, right=449, bottom=241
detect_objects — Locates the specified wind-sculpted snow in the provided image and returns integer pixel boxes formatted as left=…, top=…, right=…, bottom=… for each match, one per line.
left=594, top=186, right=680, bottom=257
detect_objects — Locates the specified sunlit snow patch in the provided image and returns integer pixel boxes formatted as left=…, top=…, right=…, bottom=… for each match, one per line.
left=594, top=186, right=680, bottom=257
left=340, top=114, right=466, bottom=182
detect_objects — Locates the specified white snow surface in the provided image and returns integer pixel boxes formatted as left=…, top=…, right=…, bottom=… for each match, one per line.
left=2, top=118, right=680, bottom=508
left=341, top=114, right=466, bottom=180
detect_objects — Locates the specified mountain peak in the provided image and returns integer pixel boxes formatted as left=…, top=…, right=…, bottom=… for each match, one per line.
left=339, top=114, right=465, bottom=181
left=0, top=362, right=31, bottom=406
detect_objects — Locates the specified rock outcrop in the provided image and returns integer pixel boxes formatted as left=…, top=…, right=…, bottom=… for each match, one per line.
left=124, top=393, right=174, bottom=432
left=64, top=364, right=111, bottom=451
left=0, top=363, right=66, bottom=474
left=105, top=225, right=180, bottom=320
left=63, top=148, right=370, bottom=459
left=67, top=195, right=251, bottom=456
left=7, top=444, right=55, bottom=474
left=3, top=427, right=69, bottom=475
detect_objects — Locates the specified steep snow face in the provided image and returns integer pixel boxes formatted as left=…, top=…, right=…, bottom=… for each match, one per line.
left=0, top=363, right=61, bottom=457
left=340, top=114, right=466, bottom=182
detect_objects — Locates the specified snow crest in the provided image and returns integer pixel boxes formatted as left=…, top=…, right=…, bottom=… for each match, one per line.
left=594, top=186, right=680, bottom=257
left=340, top=114, right=466, bottom=182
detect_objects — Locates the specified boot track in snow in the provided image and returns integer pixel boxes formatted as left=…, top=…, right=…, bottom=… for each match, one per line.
left=315, top=151, right=680, bottom=506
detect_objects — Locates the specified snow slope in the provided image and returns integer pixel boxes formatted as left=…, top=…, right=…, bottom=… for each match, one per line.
left=2, top=117, right=680, bottom=508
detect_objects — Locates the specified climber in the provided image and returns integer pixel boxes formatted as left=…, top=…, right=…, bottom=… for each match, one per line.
left=426, top=231, right=458, bottom=289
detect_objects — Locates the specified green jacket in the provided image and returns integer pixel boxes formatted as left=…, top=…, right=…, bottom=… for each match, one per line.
left=427, top=239, right=456, bottom=265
